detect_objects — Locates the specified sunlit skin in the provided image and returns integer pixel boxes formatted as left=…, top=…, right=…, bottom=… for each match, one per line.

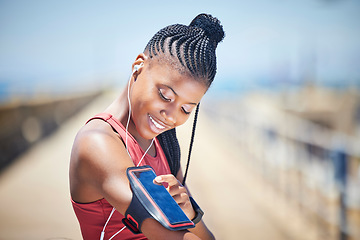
left=69, top=53, right=215, bottom=239
left=125, top=54, right=207, bottom=147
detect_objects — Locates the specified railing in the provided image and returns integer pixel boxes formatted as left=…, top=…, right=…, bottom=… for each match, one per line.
left=203, top=95, right=360, bottom=240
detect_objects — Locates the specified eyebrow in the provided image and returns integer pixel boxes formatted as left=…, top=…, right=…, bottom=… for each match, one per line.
left=164, top=84, right=198, bottom=106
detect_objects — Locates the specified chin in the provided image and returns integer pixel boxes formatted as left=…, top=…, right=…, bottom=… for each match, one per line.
left=140, top=131, right=158, bottom=140
left=134, top=113, right=166, bottom=140
left=135, top=123, right=158, bottom=140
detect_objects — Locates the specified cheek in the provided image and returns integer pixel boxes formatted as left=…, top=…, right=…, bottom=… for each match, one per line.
left=132, top=96, right=164, bottom=122
left=174, top=113, right=191, bottom=128
left=131, top=85, right=156, bottom=110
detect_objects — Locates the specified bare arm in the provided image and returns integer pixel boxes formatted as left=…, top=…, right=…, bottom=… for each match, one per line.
left=70, top=122, right=203, bottom=240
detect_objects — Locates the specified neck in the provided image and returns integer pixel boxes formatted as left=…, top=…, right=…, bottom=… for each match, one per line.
left=104, top=88, right=128, bottom=124
left=104, top=84, right=156, bottom=156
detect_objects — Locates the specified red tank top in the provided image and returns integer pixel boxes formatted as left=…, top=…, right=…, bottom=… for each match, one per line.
left=71, top=113, right=171, bottom=240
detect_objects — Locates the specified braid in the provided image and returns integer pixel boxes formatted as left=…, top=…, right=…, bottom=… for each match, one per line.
left=144, top=14, right=224, bottom=86
left=199, top=38, right=208, bottom=78
left=148, top=14, right=224, bottom=183
left=188, top=35, right=200, bottom=73
left=182, top=103, right=200, bottom=186
left=175, top=35, right=188, bottom=67
left=158, top=129, right=181, bottom=176
left=183, top=35, right=197, bottom=74
left=193, top=38, right=202, bottom=75
left=168, top=34, right=182, bottom=56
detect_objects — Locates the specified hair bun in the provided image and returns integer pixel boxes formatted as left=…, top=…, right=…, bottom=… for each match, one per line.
left=189, top=13, right=225, bottom=45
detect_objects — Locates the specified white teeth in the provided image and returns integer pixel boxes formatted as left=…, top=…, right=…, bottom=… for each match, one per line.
left=149, top=115, right=165, bottom=129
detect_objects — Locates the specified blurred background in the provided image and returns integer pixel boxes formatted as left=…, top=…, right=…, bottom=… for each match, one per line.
left=0, top=0, right=359, bottom=239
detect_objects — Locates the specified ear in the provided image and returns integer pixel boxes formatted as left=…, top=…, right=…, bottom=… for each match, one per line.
left=131, top=53, right=148, bottom=74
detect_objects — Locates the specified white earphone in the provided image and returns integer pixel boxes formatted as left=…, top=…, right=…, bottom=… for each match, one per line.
left=101, top=60, right=153, bottom=240
left=133, top=62, right=144, bottom=74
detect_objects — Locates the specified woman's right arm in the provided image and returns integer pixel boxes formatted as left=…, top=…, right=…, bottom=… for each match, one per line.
left=70, top=123, right=202, bottom=240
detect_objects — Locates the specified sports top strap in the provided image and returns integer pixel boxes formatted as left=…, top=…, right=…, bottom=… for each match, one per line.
left=86, top=112, right=134, bottom=142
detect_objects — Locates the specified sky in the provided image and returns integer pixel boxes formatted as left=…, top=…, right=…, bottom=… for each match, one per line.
left=0, top=0, right=360, bottom=100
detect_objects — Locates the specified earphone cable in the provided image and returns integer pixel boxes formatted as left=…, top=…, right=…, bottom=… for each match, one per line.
left=125, top=75, right=132, bottom=158
left=100, top=207, right=116, bottom=240
left=101, top=76, right=132, bottom=240
left=108, top=226, right=127, bottom=240
left=102, top=71, right=154, bottom=240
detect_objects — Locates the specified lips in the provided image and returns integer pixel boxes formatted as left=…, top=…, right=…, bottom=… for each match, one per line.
left=148, top=114, right=169, bottom=134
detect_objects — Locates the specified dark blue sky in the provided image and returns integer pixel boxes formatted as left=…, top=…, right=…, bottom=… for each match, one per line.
left=0, top=0, right=359, bottom=99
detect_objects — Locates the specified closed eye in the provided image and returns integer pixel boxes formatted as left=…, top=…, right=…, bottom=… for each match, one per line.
left=159, top=88, right=191, bottom=115
left=182, top=107, right=191, bottom=115
left=159, top=89, right=171, bottom=102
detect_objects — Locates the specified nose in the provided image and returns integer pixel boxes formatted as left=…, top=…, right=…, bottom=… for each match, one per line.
left=160, top=107, right=177, bottom=125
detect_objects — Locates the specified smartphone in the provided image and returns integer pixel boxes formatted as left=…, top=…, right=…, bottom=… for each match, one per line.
left=127, top=165, right=195, bottom=231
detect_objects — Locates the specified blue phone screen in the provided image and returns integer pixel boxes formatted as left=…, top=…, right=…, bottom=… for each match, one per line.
left=135, top=170, right=190, bottom=224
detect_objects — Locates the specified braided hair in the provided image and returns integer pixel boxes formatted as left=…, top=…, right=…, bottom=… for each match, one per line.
left=145, top=13, right=224, bottom=87
left=152, top=13, right=225, bottom=185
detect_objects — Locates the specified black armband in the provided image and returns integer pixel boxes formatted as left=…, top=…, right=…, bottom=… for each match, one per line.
left=189, top=197, right=204, bottom=224
left=122, top=166, right=195, bottom=234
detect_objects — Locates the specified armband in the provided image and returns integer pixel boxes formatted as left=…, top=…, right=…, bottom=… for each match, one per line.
left=122, top=166, right=195, bottom=234
left=189, top=197, right=204, bottom=224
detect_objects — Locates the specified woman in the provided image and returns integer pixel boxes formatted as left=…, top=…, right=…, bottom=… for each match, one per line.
left=70, top=13, right=224, bottom=240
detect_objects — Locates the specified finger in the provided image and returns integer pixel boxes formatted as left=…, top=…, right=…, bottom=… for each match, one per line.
left=153, top=174, right=181, bottom=187
left=168, top=183, right=187, bottom=196
left=172, top=192, right=189, bottom=204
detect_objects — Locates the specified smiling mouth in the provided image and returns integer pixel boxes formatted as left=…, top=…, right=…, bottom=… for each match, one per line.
left=149, top=115, right=166, bottom=130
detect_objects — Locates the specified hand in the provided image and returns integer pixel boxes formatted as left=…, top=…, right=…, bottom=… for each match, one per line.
left=154, top=174, right=195, bottom=220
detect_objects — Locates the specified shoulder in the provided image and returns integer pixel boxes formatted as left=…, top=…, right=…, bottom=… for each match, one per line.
left=73, top=120, right=118, bottom=158
left=72, top=118, right=133, bottom=171
left=70, top=119, right=134, bottom=201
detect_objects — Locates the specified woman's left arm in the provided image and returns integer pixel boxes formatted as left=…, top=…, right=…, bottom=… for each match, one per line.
left=154, top=168, right=215, bottom=240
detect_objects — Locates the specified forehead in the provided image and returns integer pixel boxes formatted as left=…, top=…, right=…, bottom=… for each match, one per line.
left=147, top=60, right=208, bottom=103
